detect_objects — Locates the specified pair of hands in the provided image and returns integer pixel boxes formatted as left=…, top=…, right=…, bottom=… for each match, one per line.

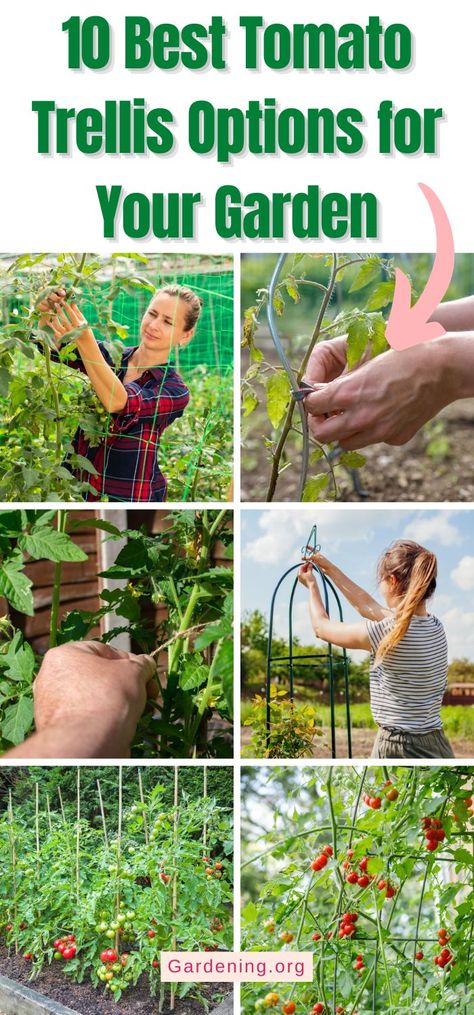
left=38, top=288, right=92, bottom=346
left=4, top=641, right=158, bottom=759
left=303, top=335, right=452, bottom=449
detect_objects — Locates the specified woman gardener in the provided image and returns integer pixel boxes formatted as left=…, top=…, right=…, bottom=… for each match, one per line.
left=38, top=285, right=202, bottom=501
left=298, top=539, right=454, bottom=760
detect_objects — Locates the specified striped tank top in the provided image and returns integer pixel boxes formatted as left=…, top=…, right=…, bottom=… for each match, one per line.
left=366, top=614, right=448, bottom=733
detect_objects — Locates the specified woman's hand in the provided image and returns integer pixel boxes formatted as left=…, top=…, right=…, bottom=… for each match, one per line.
left=308, top=551, right=333, bottom=575
left=298, top=561, right=317, bottom=589
left=40, top=300, right=92, bottom=345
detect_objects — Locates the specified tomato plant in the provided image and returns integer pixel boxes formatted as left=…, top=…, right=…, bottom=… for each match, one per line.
left=241, top=765, right=474, bottom=1014
left=0, top=508, right=233, bottom=758
left=0, top=766, right=233, bottom=1007
left=0, top=252, right=233, bottom=502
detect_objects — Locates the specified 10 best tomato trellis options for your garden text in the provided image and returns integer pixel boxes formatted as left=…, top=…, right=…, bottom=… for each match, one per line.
left=28, top=14, right=446, bottom=240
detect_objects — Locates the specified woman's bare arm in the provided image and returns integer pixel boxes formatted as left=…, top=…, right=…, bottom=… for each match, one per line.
left=310, top=553, right=389, bottom=621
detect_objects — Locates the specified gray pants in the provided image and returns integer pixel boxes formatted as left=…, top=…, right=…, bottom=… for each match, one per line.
left=372, top=726, right=455, bottom=759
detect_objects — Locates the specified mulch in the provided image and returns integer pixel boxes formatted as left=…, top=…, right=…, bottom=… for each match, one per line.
left=0, top=947, right=230, bottom=1015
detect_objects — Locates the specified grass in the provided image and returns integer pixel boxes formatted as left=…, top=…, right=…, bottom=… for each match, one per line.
left=241, top=699, right=474, bottom=740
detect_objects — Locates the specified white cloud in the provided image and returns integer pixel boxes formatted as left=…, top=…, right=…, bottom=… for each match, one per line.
left=440, top=607, right=474, bottom=661
left=451, top=556, right=474, bottom=591
left=243, top=509, right=401, bottom=565
left=403, top=513, right=461, bottom=547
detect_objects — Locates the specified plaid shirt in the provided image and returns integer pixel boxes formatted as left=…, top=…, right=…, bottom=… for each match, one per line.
left=65, top=344, right=189, bottom=501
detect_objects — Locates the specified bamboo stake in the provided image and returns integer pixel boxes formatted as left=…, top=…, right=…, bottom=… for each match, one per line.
left=8, top=790, right=18, bottom=955
left=96, top=779, right=109, bottom=847
left=170, top=768, right=179, bottom=1011
left=76, top=769, right=81, bottom=906
left=46, top=794, right=53, bottom=833
left=203, top=767, right=208, bottom=855
left=115, top=767, right=123, bottom=956
left=138, top=770, right=149, bottom=847
left=35, top=783, right=40, bottom=878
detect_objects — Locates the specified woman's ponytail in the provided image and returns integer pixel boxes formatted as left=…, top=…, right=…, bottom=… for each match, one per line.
left=375, top=542, right=437, bottom=663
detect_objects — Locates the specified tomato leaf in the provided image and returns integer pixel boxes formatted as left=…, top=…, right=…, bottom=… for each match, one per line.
left=19, top=529, right=88, bottom=563
left=3, top=697, right=34, bottom=745
left=0, top=561, right=34, bottom=615
left=266, top=371, right=291, bottom=429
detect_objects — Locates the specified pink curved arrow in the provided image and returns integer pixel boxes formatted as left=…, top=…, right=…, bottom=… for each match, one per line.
left=385, top=183, right=454, bottom=351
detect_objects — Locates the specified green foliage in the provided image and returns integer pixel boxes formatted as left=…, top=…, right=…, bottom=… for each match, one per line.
left=241, top=765, right=474, bottom=1014
left=0, top=509, right=233, bottom=758
left=240, top=253, right=394, bottom=500
left=160, top=368, right=233, bottom=501
left=0, top=768, right=233, bottom=1005
left=242, top=689, right=323, bottom=758
left=0, top=253, right=232, bottom=502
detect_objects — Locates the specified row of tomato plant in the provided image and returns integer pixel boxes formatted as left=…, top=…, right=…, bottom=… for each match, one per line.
left=241, top=765, right=474, bottom=1014
left=0, top=766, right=233, bottom=1006
left=0, top=508, right=233, bottom=757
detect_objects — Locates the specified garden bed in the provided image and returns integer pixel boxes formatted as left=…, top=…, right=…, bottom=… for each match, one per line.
left=0, top=954, right=231, bottom=1015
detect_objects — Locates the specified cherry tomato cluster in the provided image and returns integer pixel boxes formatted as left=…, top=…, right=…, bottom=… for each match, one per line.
left=353, top=952, right=365, bottom=972
left=422, top=816, right=446, bottom=852
left=95, top=904, right=136, bottom=944
left=97, top=949, right=129, bottom=992
left=311, top=845, right=333, bottom=871
left=377, top=879, right=397, bottom=899
left=311, top=1006, right=347, bottom=1014
left=362, top=793, right=381, bottom=809
left=434, top=928, right=453, bottom=969
left=210, top=916, right=224, bottom=932
left=343, top=852, right=374, bottom=889
left=53, top=934, right=77, bottom=961
left=363, top=780, right=399, bottom=809
left=204, top=858, right=224, bottom=879
left=338, top=912, right=358, bottom=938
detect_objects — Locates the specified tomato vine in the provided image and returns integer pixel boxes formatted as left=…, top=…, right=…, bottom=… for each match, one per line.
left=241, top=765, right=474, bottom=1014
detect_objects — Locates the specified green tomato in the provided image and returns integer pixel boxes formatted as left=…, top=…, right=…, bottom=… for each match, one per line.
left=126, top=911, right=135, bottom=920
left=112, top=963, right=122, bottom=973
left=127, top=846, right=135, bottom=855
left=106, top=930, right=115, bottom=939
left=98, top=922, right=108, bottom=933
left=117, top=914, right=126, bottom=925
left=110, top=921, right=119, bottom=931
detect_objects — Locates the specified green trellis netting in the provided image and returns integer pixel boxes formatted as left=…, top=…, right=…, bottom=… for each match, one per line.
left=81, top=268, right=233, bottom=374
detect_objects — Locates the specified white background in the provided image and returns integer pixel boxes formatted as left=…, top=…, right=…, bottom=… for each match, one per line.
left=0, top=0, right=472, bottom=250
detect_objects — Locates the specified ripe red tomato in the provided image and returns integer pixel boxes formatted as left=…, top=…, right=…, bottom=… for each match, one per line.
left=323, top=845, right=333, bottom=857
left=385, top=788, right=399, bottom=801
left=415, top=951, right=423, bottom=960
left=358, top=857, right=368, bottom=872
left=385, top=885, right=396, bottom=899
left=313, top=1004, right=324, bottom=1014
left=312, top=932, right=321, bottom=941
left=347, top=849, right=354, bottom=859
left=346, top=872, right=358, bottom=884
left=377, top=880, right=386, bottom=891
left=152, top=960, right=160, bottom=968
left=311, top=854, right=328, bottom=871
left=63, top=947, right=76, bottom=960
left=148, top=930, right=157, bottom=939
left=425, top=840, right=438, bottom=852
left=282, top=1002, right=296, bottom=1014
left=357, top=875, right=369, bottom=888
left=23, top=953, right=33, bottom=961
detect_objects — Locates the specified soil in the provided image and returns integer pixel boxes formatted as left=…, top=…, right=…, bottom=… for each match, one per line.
left=0, top=947, right=231, bottom=1015
left=240, top=726, right=472, bottom=759
left=241, top=396, right=474, bottom=503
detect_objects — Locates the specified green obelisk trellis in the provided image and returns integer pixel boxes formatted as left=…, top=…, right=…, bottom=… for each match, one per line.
left=265, top=525, right=352, bottom=758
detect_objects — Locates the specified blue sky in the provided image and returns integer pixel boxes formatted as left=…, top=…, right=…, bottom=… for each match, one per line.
left=241, top=508, right=474, bottom=662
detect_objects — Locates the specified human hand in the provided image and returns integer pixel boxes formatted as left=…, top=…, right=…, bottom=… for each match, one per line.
left=298, top=561, right=317, bottom=589
left=308, top=551, right=333, bottom=575
left=38, top=295, right=92, bottom=346
left=303, top=338, right=451, bottom=449
left=32, top=641, right=157, bottom=758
